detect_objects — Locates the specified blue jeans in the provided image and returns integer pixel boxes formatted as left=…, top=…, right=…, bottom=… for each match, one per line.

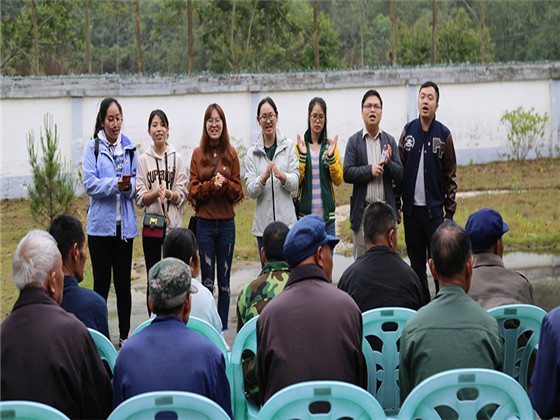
left=196, top=218, right=235, bottom=330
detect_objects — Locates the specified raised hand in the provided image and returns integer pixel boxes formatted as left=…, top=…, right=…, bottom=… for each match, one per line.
left=327, top=135, right=338, bottom=157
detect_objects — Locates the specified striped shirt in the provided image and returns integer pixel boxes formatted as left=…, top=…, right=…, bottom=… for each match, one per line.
left=310, top=148, right=323, bottom=218
left=364, top=128, right=385, bottom=204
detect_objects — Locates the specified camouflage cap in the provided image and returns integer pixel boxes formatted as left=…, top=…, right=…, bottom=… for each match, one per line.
left=148, top=257, right=192, bottom=312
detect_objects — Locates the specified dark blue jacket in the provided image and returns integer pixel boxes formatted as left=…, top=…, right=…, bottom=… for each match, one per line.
left=61, top=275, right=110, bottom=339
left=398, top=118, right=457, bottom=219
left=113, top=315, right=232, bottom=418
left=343, top=129, right=403, bottom=231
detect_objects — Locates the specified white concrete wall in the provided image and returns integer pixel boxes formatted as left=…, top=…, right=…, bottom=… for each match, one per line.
left=2, top=63, right=558, bottom=199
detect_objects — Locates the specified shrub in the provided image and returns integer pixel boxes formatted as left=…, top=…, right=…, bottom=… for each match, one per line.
left=501, top=106, right=549, bottom=161
left=26, top=113, right=75, bottom=225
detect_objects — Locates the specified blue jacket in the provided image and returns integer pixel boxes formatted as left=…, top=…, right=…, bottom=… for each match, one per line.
left=60, top=275, right=110, bottom=339
left=398, top=118, right=457, bottom=220
left=113, top=315, right=232, bottom=418
left=82, top=135, right=138, bottom=240
left=343, top=129, right=403, bottom=231
left=529, top=306, right=560, bottom=419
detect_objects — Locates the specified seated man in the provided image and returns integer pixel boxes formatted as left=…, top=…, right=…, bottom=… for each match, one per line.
left=399, top=222, right=503, bottom=400
left=112, top=258, right=232, bottom=418
left=465, top=208, right=533, bottom=309
left=1, top=230, right=112, bottom=418
left=257, top=214, right=366, bottom=404
left=163, top=228, right=223, bottom=333
left=528, top=305, right=560, bottom=419
left=49, top=214, right=110, bottom=339
left=237, top=221, right=290, bottom=331
left=338, top=202, right=425, bottom=311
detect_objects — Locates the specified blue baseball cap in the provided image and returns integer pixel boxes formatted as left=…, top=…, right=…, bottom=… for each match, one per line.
left=283, top=214, right=340, bottom=268
left=465, top=208, right=509, bottom=250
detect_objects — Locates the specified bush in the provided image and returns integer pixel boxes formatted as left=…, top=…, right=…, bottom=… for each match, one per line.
left=26, top=113, right=75, bottom=225
left=501, top=107, right=549, bottom=161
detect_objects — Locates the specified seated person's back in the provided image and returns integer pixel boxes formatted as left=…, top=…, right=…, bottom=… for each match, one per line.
left=1, top=230, right=112, bottom=419
left=465, top=208, right=533, bottom=309
left=257, top=215, right=366, bottom=404
left=338, top=202, right=425, bottom=311
left=112, top=258, right=232, bottom=418
left=399, top=222, right=503, bottom=400
left=49, top=214, right=110, bottom=338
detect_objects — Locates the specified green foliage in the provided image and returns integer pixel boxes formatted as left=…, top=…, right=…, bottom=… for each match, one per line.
left=396, top=16, right=431, bottom=66
left=26, top=114, right=75, bottom=225
left=438, top=8, right=494, bottom=63
left=500, top=107, right=549, bottom=162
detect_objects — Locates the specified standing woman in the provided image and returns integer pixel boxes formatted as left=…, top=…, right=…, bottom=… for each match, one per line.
left=295, top=97, right=343, bottom=238
left=245, top=97, right=299, bottom=266
left=188, top=103, right=243, bottom=334
left=136, top=109, right=188, bottom=314
left=82, top=97, right=138, bottom=347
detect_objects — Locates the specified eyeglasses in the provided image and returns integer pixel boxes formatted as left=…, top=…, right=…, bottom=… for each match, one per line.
left=206, top=118, right=222, bottom=126
left=259, top=114, right=277, bottom=123
left=363, top=103, right=382, bottom=111
left=310, top=113, right=325, bottom=121
left=105, top=116, right=122, bottom=126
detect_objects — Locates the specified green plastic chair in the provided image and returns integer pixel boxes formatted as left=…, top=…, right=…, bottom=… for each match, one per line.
left=0, top=401, right=70, bottom=420
left=88, top=328, right=117, bottom=373
left=361, top=307, right=416, bottom=416
left=230, top=315, right=260, bottom=420
left=131, top=318, right=153, bottom=336
left=488, top=304, right=546, bottom=390
left=257, top=380, right=387, bottom=420
left=107, top=391, right=230, bottom=420
left=397, top=368, right=536, bottom=420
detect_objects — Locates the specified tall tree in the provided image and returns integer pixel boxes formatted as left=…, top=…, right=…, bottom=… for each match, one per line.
left=134, top=0, right=144, bottom=74
left=187, top=0, right=193, bottom=73
left=313, top=0, right=319, bottom=69
left=391, top=0, right=397, bottom=65
left=31, top=0, right=40, bottom=75
left=83, top=0, right=91, bottom=73
left=480, top=0, right=485, bottom=63
left=431, top=0, right=437, bottom=65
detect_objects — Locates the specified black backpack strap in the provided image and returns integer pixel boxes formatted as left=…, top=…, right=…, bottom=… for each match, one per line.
left=94, top=137, right=99, bottom=161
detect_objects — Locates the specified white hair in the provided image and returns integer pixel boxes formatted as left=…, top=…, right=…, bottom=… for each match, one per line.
left=12, top=230, right=60, bottom=291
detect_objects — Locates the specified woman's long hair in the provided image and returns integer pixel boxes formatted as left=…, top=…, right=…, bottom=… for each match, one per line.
left=200, top=103, right=234, bottom=164
left=93, top=97, right=122, bottom=139
left=306, top=97, right=327, bottom=144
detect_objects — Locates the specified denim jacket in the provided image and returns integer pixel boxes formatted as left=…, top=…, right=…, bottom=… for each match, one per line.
left=83, top=134, right=139, bottom=240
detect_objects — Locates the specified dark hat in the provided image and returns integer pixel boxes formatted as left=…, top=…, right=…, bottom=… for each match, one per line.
left=465, top=208, right=509, bottom=250
left=283, top=214, right=339, bottom=268
left=148, top=257, right=192, bottom=312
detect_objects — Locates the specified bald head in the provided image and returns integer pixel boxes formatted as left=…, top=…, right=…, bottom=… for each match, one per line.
left=430, top=222, right=472, bottom=280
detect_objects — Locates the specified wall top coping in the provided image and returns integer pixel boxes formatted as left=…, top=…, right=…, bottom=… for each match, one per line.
left=2, top=63, right=559, bottom=99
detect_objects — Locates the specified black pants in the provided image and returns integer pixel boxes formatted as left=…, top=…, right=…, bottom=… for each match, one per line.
left=403, top=206, right=443, bottom=304
left=88, top=226, right=134, bottom=340
left=142, top=235, right=163, bottom=315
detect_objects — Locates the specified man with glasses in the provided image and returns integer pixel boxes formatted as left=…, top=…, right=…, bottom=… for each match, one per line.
left=343, top=89, right=403, bottom=259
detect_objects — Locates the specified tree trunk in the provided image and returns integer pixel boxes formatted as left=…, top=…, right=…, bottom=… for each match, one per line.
left=187, top=0, right=193, bottom=73
left=431, top=0, right=437, bottom=65
left=231, top=0, right=236, bottom=70
left=135, top=0, right=144, bottom=74
left=83, top=0, right=91, bottom=73
left=313, top=0, right=319, bottom=69
left=30, top=0, right=39, bottom=75
left=480, top=0, right=486, bottom=63
left=391, top=0, right=397, bottom=65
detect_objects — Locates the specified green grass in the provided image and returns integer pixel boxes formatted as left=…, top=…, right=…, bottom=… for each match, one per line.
left=2, top=158, right=559, bottom=320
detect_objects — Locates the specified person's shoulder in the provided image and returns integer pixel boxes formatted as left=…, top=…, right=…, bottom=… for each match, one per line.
left=347, top=129, right=363, bottom=143
left=404, top=119, right=419, bottom=131
left=433, top=119, right=451, bottom=136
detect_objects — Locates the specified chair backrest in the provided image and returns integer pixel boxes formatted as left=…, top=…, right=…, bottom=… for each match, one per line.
left=187, top=316, right=229, bottom=360
left=230, top=315, right=259, bottom=420
left=131, top=318, right=153, bottom=336
left=361, top=307, right=416, bottom=415
left=257, top=380, right=387, bottom=420
left=0, top=401, right=70, bottom=420
left=397, top=368, right=536, bottom=420
left=488, top=304, right=546, bottom=390
left=107, top=391, right=230, bottom=420
left=88, top=328, right=118, bottom=373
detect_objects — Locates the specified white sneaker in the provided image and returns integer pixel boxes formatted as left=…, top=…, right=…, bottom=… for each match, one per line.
left=220, top=331, right=231, bottom=352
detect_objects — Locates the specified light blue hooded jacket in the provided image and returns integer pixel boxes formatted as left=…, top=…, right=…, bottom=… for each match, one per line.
left=82, top=134, right=139, bottom=240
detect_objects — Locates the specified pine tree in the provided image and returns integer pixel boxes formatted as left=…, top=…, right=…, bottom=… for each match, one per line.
left=26, top=113, right=75, bottom=226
